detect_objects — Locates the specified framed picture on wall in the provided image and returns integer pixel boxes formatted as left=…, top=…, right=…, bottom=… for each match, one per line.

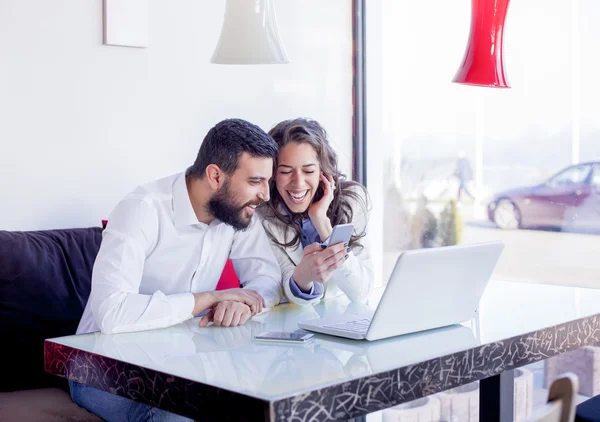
left=103, top=0, right=149, bottom=48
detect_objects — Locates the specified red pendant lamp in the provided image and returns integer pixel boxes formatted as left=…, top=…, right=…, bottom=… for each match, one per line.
left=453, top=0, right=511, bottom=88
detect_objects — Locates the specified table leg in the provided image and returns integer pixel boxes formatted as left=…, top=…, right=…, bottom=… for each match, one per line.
left=479, top=369, right=515, bottom=422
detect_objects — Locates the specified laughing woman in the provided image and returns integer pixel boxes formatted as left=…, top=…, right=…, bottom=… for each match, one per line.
left=258, top=118, right=373, bottom=305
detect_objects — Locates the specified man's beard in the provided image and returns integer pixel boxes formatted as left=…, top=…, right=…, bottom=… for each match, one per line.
left=208, top=179, right=262, bottom=231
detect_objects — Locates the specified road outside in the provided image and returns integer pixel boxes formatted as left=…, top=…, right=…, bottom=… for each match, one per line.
left=382, top=202, right=600, bottom=289
left=461, top=218, right=600, bottom=289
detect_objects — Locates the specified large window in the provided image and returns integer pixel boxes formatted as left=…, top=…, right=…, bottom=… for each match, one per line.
left=367, top=0, right=600, bottom=287
left=364, top=1, right=600, bottom=419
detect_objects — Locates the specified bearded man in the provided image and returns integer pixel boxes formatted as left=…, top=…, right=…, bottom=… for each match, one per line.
left=70, top=119, right=283, bottom=421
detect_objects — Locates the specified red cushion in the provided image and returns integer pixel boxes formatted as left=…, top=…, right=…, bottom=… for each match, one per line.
left=216, top=259, right=240, bottom=290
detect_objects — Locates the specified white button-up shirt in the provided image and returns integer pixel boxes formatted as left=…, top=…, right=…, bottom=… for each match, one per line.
left=77, top=172, right=283, bottom=335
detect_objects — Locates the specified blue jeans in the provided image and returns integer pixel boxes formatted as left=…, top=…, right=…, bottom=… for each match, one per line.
left=69, top=380, right=193, bottom=422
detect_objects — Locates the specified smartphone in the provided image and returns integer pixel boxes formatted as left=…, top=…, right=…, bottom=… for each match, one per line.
left=254, top=331, right=315, bottom=343
left=321, top=223, right=354, bottom=248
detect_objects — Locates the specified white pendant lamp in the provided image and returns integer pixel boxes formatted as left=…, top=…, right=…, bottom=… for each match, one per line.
left=211, top=0, right=289, bottom=65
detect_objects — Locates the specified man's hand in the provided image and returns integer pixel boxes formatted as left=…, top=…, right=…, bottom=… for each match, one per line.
left=292, top=242, right=348, bottom=291
left=192, top=289, right=265, bottom=317
left=198, top=301, right=252, bottom=328
left=213, top=288, right=265, bottom=315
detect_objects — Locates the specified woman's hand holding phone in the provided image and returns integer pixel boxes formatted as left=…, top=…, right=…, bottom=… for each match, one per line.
left=292, top=242, right=348, bottom=290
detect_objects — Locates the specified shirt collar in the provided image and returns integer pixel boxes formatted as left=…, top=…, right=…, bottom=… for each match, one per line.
left=282, top=202, right=309, bottom=223
left=172, top=171, right=201, bottom=228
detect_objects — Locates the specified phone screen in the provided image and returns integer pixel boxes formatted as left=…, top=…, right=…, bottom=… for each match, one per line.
left=255, top=332, right=314, bottom=342
left=322, top=223, right=354, bottom=247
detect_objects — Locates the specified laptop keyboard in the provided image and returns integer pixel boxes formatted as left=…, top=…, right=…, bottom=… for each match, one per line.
left=323, top=318, right=372, bottom=334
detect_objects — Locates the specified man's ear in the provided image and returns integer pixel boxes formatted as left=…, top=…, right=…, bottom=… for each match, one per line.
left=205, top=164, right=224, bottom=190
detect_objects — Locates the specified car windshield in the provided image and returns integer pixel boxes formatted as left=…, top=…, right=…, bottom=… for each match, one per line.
left=546, top=164, right=592, bottom=187
left=592, top=165, right=600, bottom=188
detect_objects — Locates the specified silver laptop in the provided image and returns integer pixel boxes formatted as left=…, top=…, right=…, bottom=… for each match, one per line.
left=298, top=241, right=504, bottom=341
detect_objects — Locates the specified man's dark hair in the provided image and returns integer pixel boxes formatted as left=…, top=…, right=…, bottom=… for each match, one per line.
left=188, top=119, right=278, bottom=178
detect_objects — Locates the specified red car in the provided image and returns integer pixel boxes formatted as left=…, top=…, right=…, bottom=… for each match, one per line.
left=488, top=162, right=600, bottom=230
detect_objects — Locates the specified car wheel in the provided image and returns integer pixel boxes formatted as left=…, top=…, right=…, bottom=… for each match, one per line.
left=493, top=199, right=521, bottom=230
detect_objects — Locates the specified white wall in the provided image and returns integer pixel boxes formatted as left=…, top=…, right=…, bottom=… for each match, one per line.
left=0, top=0, right=352, bottom=230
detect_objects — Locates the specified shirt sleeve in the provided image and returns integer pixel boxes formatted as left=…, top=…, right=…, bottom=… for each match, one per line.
left=90, top=198, right=195, bottom=334
left=288, top=277, right=324, bottom=300
left=230, top=215, right=283, bottom=308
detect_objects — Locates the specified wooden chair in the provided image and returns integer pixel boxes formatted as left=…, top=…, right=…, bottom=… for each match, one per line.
left=526, top=373, right=579, bottom=422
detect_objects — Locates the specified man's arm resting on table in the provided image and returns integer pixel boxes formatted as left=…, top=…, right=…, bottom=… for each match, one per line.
left=91, top=199, right=198, bottom=334
left=192, top=292, right=218, bottom=316
left=194, top=289, right=266, bottom=316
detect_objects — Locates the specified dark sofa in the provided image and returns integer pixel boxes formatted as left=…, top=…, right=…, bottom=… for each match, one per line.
left=0, top=225, right=240, bottom=421
left=0, top=227, right=104, bottom=421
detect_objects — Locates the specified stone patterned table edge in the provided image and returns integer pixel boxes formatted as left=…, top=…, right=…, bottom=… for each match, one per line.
left=45, top=313, right=600, bottom=421
left=271, top=313, right=600, bottom=421
left=44, top=340, right=269, bottom=421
